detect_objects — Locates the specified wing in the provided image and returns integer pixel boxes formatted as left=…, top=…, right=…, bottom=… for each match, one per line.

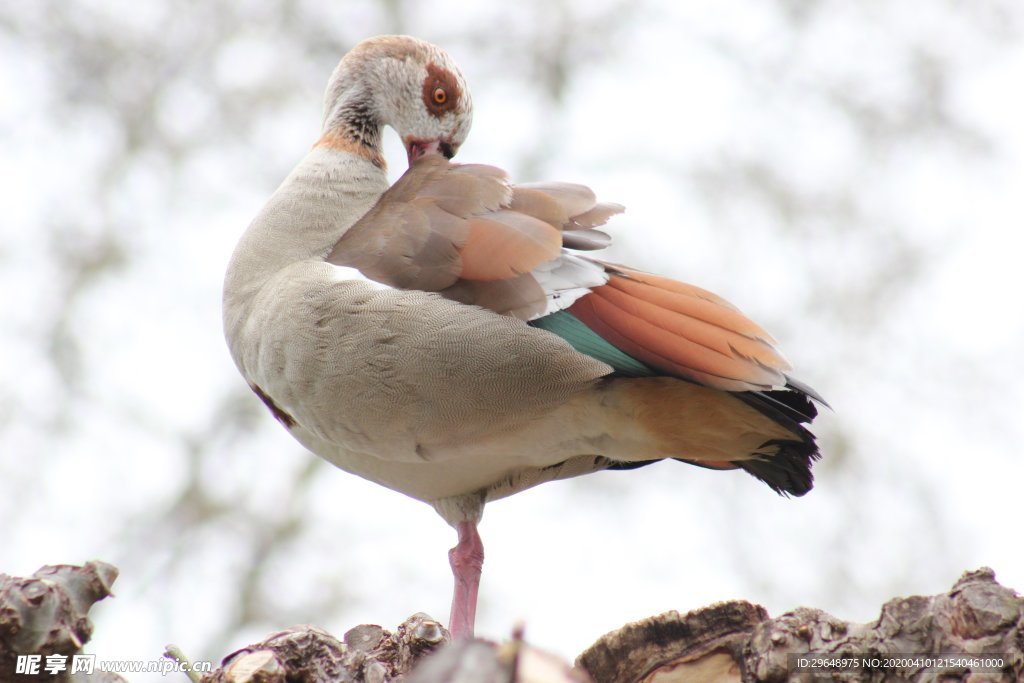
left=328, top=154, right=823, bottom=403
left=567, top=266, right=792, bottom=392
left=327, top=154, right=621, bottom=319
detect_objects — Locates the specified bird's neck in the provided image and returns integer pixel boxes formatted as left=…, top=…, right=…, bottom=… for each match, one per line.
left=320, top=90, right=386, bottom=170
left=315, top=128, right=385, bottom=171
left=223, top=144, right=389, bottom=311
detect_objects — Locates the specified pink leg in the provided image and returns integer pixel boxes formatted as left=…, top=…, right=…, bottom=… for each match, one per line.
left=448, top=520, right=484, bottom=639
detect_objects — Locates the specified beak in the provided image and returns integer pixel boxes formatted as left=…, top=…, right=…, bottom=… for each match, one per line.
left=405, top=137, right=456, bottom=166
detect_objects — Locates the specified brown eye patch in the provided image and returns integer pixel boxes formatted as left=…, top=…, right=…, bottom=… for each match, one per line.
left=422, top=62, right=461, bottom=117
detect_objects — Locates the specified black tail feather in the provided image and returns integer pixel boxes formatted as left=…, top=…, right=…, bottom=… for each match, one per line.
left=601, top=383, right=825, bottom=497
left=736, top=438, right=820, bottom=497
left=731, top=386, right=822, bottom=497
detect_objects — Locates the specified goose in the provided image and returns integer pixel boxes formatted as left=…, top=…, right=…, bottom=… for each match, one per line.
left=223, top=35, right=825, bottom=640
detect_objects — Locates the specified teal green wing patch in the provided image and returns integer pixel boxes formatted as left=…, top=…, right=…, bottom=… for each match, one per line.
left=530, top=310, right=654, bottom=377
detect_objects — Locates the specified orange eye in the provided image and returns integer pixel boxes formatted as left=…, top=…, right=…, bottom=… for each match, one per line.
left=432, top=87, right=447, bottom=105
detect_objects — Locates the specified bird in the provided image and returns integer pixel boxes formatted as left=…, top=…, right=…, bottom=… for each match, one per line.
left=223, top=35, right=825, bottom=640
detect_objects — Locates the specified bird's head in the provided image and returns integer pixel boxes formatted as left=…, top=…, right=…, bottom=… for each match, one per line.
left=321, top=35, right=473, bottom=166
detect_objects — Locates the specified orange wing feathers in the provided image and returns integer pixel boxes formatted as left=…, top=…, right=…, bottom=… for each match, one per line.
left=460, top=211, right=561, bottom=280
left=570, top=269, right=792, bottom=393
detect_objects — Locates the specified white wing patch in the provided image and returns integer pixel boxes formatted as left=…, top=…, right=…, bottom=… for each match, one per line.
left=531, top=253, right=608, bottom=319
left=330, top=264, right=392, bottom=290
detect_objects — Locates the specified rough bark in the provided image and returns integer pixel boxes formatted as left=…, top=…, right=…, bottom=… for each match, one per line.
left=4, top=563, right=1022, bottom=682
left=0, top=561, right=123, bottom=683
left=578, top=567, right=1023, bottom=683
left=203, top=613, right=450, bottom=683
left=201, top=619, right=586, bottom=683
left=201, top=567, right=1023, bottom=683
